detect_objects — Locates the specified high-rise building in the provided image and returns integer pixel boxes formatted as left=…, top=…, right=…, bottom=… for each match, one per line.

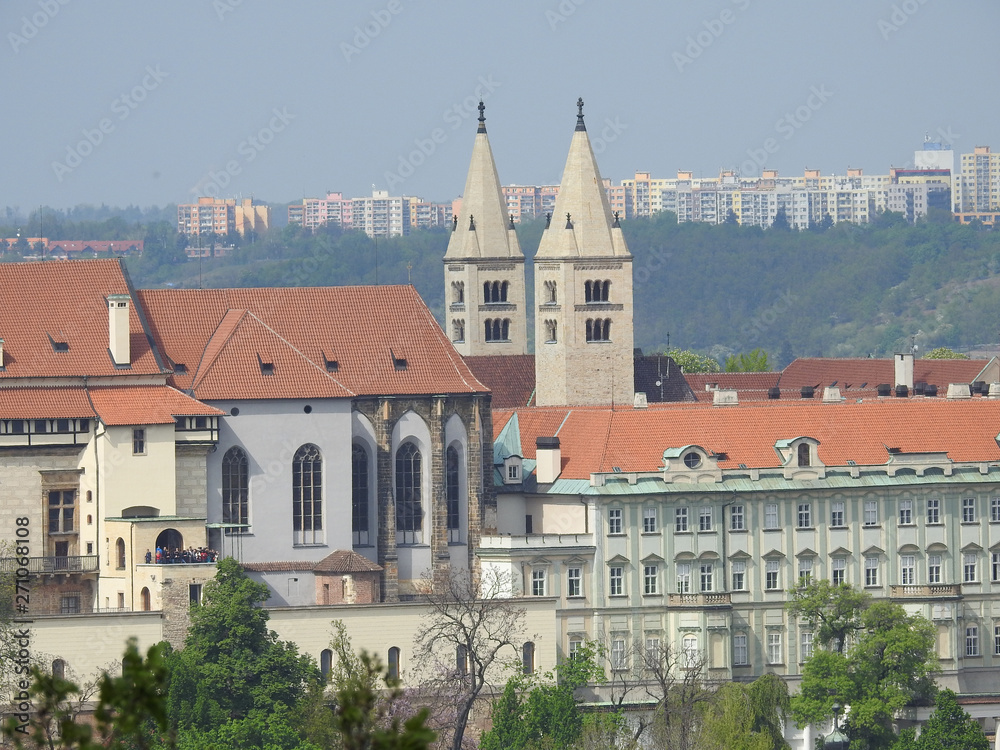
left=957, top=146, right=1000, bottom=213
left=177, top=197, right=271, bottom=237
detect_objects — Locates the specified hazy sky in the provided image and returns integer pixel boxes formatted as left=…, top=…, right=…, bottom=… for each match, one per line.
left=3, top=0, right=997, bottom=211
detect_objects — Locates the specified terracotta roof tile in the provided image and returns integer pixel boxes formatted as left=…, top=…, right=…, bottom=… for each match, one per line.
left=464, top=354, right=536, bottom=408
left=0, top=259, right=163, bottom=379
left=779, top=357, right=994, bottom=390
left=499, top=399, right=1000, bottom=480
left=86, top=385, right=224, bottom=426
left=241, top=561, right=314, bottom=572
left=0, top=387, right=95, bottom=419
left=313, top=550, right=382, bottom=573
left=137, top=286, right=488, bottom=398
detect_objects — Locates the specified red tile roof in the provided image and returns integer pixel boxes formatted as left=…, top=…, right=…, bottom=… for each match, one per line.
left=0, top=387, right=95, bottom=419
left=497, top=399, right=1000, bottom=480
left=86, top=385, right=223, bottom=426
left=685, top=372, right=781, bottom=402
left=464, top=354, right=536, bottom=408
left=0, top=259, right=163, bottom=379
left=242, top=550, right=382, bottom=574
left=137, top=286, right=488, bottom=399
left=779, top=357, right=993, bottom=389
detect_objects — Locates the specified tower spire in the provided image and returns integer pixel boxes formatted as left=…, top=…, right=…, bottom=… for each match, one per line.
left=575, top=97, right=586, bottom=132
left=477, top=100, right=486, bottom=134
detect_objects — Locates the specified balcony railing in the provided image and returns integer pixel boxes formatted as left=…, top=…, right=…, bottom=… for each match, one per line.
left=668, top=592, right=732, bottom=607
left=0, top=555, right=99, bottom=574
left=889, top=584, right=962, bottom=598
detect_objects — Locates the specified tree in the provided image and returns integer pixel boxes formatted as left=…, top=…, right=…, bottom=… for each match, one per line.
left=638, top=638, right=710, bottom=750
left=908, top=689, right=988, bottom=750
left=164, top=557, right=322, bottom=748
left=724, top=348, right=772, bottom=372
left=665, top=348, right=721, bottom=373
left=2, top=639, right=173, bottom=750
left=922, top=347, right=969, bottom=360
left=698, top=674, right=790, bottom=750
left=792, top=595, right=939, bottom=750
left=769, top=206, right=791, bottom=231
left=786, top=580, right=871, bottom=654
left=413, top=569, right=526, bottom=750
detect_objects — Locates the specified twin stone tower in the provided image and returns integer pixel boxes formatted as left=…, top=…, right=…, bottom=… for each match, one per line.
left=443, top=100, right=635, bottom=408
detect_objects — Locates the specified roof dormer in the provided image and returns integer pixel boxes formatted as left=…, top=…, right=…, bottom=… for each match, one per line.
left=503, top=454, right=523, bottom=485
left=775, top=437, right=825, bottom=480
left=661, top=445, right=723, bottom=484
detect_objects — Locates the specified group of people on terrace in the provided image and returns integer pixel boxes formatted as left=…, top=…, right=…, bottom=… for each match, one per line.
left=144, top=547, right=220, bottom=565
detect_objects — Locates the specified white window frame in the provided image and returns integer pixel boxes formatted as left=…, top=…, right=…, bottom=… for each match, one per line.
left=645, top=636, right=661, bottom=665
left=765, top=503, right=778, bottom=530
left=644, top=564, right=659, bottom=595
left=767, top=632, right=782, bottom=665
left=797, top=503, right=811, bottom=529
left=964, top=552, right=978, bottom=583
left=800, top=630, right=814, bottom=661
left=966, top=625, right=980, bottom=657
left=531, top=568, right=546, bottom=596
left=567, top=566, right=582, bottom=597
left=928, top=554, right=941, bottom=584
left=992, top=497, right=1000, bottom=522
left=699, top=563, right=714, bottom=593
left=899, top=499, right=912, bottom=525
left=611, top=638, right=627, bottom=671
left=831, top=500, right=845, bottom=527
left=865, top=556, right=879, bottom=587
left=731, top=560, right=746, bottom=591
left=765, top=559, right=779, bottom=590
left=699, top=506, right=713, bottom=532
left=733, top=633, right=748, bottom=666
left=730, top=504, right=745, bottom=531
left=675, top=507, right=689, bottom=533
left=900, top=555, right=915, bottom=586
left=798, top=558, right=813, bottom=584
left=863, top=500, right=878, bottom=526
left=963, top=497, right=976, bottom=523
left=676, top=563, right=691, bottom=594
left=832, top=557, right=846, bottom=586
left=927, top=498, right=941, bottom=524
left=609, top=566, right=623, bottom=597
left=608, top=508, right=623, bottom=535
left=681, top=635, right=699, bottom=669
left=642, top=507, right=657, bottom=534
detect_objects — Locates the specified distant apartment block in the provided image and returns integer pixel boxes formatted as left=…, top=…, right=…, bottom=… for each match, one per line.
left=177, top=197, right=271, bottom=237
left=956, top=145, right=1000, bottom=213
left=288, top=191, right=453, bottom=238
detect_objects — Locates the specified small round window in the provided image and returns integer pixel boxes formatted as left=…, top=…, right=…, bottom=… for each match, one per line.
left=683, top=451, right=702, bottom=469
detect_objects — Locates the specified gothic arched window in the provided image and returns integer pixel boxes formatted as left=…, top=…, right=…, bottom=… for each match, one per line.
left=293, top=444, right=323, bottom=544
left=352, top=444, right=370, bottom=546
left=396, top=442, right=422, bottom=544
left=222, top=446, right=249, bottom=534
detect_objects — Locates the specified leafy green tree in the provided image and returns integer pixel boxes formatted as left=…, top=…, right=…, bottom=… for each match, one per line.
left=724, top=348, right=772, bottom=372
left=698, top=674, right=790, bottom=750
left=786, top=580, right=871, bottom=654
left=908, top=689, right=988, bottom=750
left=665, top=348, right=721, bottom=373
left=2, top=638, right=173, bottom=750
left=792, top=597, right=939, bottom=750
left=922, top=347, right=969, bottom=359
left=770, top=206, right=791, bottom=231
left=164, top=557, right=322, bottom=748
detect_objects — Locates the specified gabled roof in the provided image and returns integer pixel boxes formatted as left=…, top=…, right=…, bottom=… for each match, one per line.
left=495, top=398, right=1000, bottom=480
left=0, top=259, right=163, bottom=378
left=136, top=285, right=488, bottom=399
left=634, top=355, right=696, bottom=403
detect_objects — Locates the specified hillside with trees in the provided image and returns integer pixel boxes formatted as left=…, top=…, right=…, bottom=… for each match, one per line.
left=4, top=206, right=1000, bottom=364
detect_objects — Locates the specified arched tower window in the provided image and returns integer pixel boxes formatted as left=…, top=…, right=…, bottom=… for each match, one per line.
left=501, top=319, right=510, bottom=341
left=585, top=280, right=611, bottom=302
left=545, top=319, right=557, bottom=344
left=222, top=446, right=249, bottom=534
left=544, top=280, right=557, bottom=304
left=140, top=587, right=151, bottom=611
left=52, top=659, right=66, bottom=680
left=396, top=442, right=422, bottom=545
left=352, top=444, right=370, bottom=546
left=452, top=319, right=465, bottom=343
left=485, top=319, right=509, bottom=342
left=522, top=642, right=535, bottom=675
left=500, top=281, right=509, bottom=302
left=292, top=444, right=323, bottom=544
left=116, top=538, right=126, bottom=569
left=387, top=647, right=401, bottom=681
left=452, top=281, right=464, bottom=304
left=447, top=446, right=461, bottom=543
left=321, top=649, right=333, bottom=680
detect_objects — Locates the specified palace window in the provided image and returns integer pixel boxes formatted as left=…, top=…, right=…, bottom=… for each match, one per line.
left=863, top=500, right=878, bottom=526
left=47, top=490, right=76, bottom=534
left=927, top=498, right=941, bottom=524
left=608, top=508, right=623, bottom=535
left=831, top=500, right=845, bottom=527
left=900, top=555, right=915, bottom=585
left=733, top=633, right=748, bottom=666
left=765, top=504, right=778, bottom=529
left=865, top=556, right=880, bottom=587
left=832, top=558, right=846, bottom=586
left=222, top=446, right=249, bottom=535
left=699, top=507, right=713, bottom=532
left=801, top=630, right=814, bottom=660
left=797, top=503, right=812, bottom=529
left=730, top=504, right=745, bottom=531
left=676, top=563, right=691, bottom=594
left=567, top=567, right=582, bottom=597
left=967, top=626, right=980, bottom=657
left=767, top=632, right=782, bottom=664
left=928, top=554, right=941, bottom=584
left=699, top=563, right=714, bottom=592
left=531, top=568, right=546, bottom=597
left=644, top=564, right=659, bottom=595
left=675, top=507, right=689, bottom=533
left=899, top=499, right=912, bottom=525
left=765, top=559, right=780, bottom=590
left=731, top=560, right=746, bottom=590
left=643, top=507, right=657, bottom=533
left=964, top=552, right=978, bottom=583
left=798, top=558, right=813, bottom=584
left=963, top=497, right=977, bottom=523
left=609, top=566, right=623, bottom=596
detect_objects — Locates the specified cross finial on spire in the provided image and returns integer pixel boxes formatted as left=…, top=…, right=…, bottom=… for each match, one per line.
left=477, top=100, right=486, bottom=133
left=575, top=97, right=586, bottom=131
left=565, top=212, right=573, bottom=229
left=469, top=214, right=476, bottom=231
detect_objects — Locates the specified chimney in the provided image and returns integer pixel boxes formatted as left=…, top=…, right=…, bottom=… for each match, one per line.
left=107, top=294, right=131, bottom=366
left=713, top=389, right=738, bottom=406
left=947, top=383, right=971, bottom=399
left=535, top=437, right=561, bottom=484
left=894, top=353, right=914, bottom=389
left=822, top=386, right=842, bottom=403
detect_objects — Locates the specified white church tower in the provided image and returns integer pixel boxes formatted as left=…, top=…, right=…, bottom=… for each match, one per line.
left=444, top=102, right=527, bottom=356
left=534, top=98, right=634, bottom=407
